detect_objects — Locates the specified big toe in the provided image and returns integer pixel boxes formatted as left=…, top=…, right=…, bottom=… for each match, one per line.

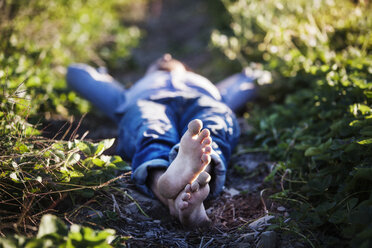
left=190, top=171, right=211, bottom=192
left=196, top=171, right=211, bottom=187
left=188, top=119, right=203, bottom=135
left=162, top=53, right=172, bottom=61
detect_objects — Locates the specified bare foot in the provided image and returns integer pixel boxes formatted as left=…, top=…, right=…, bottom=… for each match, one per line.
left=146, top=53, right=186, bottom=74
left=172, top=173, right=211, bottom=227
left=158, top=119, right=212, bottom=199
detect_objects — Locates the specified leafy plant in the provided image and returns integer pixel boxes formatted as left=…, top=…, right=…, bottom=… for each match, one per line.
left=0, top=81, right=130, bottom=236
left=213, top=0, right=372, bottom=246
left=0, top=214, right=124, bottom=247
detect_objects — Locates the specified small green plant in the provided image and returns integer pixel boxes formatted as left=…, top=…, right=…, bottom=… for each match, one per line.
left=0, top=214, right=124, bottom=247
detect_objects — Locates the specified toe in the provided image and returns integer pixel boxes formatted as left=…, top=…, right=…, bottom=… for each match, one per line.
left=201, top=153, right=211, bottom=165
left=204, top=146, right=212, bottom=154
left=196, top=171, right=211, bottom=187
left=197, top=129, right=210, bottom=143
left=188, top=119, right=203, bottom=135
left=202, top=137, right=212, bottom=146
left=163, top=53, right=172, bottom=61
left=181, top=192, right=191, bottom=201
left=191, top=181, right=200, bottom=192
left=178, top=201, right=188, bottom=210
left=185, top=184, right=192, bottom=193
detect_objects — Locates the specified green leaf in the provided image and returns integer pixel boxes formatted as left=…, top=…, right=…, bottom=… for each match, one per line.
left=316, top=201, right=336, bottom=213
left=264, top=162, right=285, bottom=182
left=68, top=225, right=83, bottom=242
left=353, top=168, right=372, bottom=181
left=68, top=170, right=84, bottom=178
left=350, top=104, right=371, bottom=116
left=304, top=147, right=322, bottom=156
left=25, top=126, right=40, bottom=136
left=94, top=139, right=115, bottom=156
left=329, top=209, right=347, bottom=224
left=357, top=138, right=372, bottom=145
left=13, top=142, right=30, bottom=153
left=92, top=158, right=106, bottom=167
left=67, top=225, right=115, bottom=247
left=75, top=141, right=92, bottom=156
left=0, top=237, right=21, bottom=248
left=360, top=126, right=372, bottom=136
left=94, top=143, right=105, bottom=157
left=347, top=198, right=359, bottom=211
left=10, top=172, right=21, bottom=183
left=65, top=153, right=81, bottom=166
left=308, top=175, right=332, bottom=192
left=365, top=90, right=372, bottom=99
left=305, top=139, right=332, bottom=156
left=37, top=214, right=68, bottom=238
left=109, top=156, right=130, bottom=170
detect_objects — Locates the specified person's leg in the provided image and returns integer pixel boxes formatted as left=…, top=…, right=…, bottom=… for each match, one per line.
left=216, top=68, right=256, bottom=112
left=114, top=56, right=219, bottom=226
left=116, top=99, right=179, bottom=196
left=116, top=100, right=212, bottom=199
left=149, top=95, right=239, bottom=226
left=66, top=64, right=126, bottom=123
left=178, top=95, right=241, bottom=198
left=117, top=102, right=213, bottom=226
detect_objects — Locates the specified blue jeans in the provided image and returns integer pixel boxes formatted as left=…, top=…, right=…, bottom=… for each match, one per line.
left=66, top=64, right=245, bottom=197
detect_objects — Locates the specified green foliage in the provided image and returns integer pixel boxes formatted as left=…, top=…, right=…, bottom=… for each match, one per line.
left=0, top=214, right=120, bottom=247
left=214, top=0, right=372, bottom=246
left=0, top=0, right=140, bottom=119
left=0, top=82, right=130, bottom=235
left=0, top=0, right=141, bottom=240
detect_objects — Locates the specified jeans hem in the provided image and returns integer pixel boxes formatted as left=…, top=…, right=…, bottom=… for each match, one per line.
left=131, top=159, right=169, bottom=197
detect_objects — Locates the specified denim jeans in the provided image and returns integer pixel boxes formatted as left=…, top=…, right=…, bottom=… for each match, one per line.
left=66, top=64, right=245, bottom=198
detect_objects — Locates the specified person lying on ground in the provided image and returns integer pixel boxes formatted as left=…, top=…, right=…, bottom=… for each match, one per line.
left=66, top=54, right=256, bottom=227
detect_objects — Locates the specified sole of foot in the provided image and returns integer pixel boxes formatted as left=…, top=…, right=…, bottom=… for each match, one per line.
left=146, top=53, right=186, bottom=74
left=175, top=177, right=211, bottom=227
left=158, top=119, right=212, bottom=199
